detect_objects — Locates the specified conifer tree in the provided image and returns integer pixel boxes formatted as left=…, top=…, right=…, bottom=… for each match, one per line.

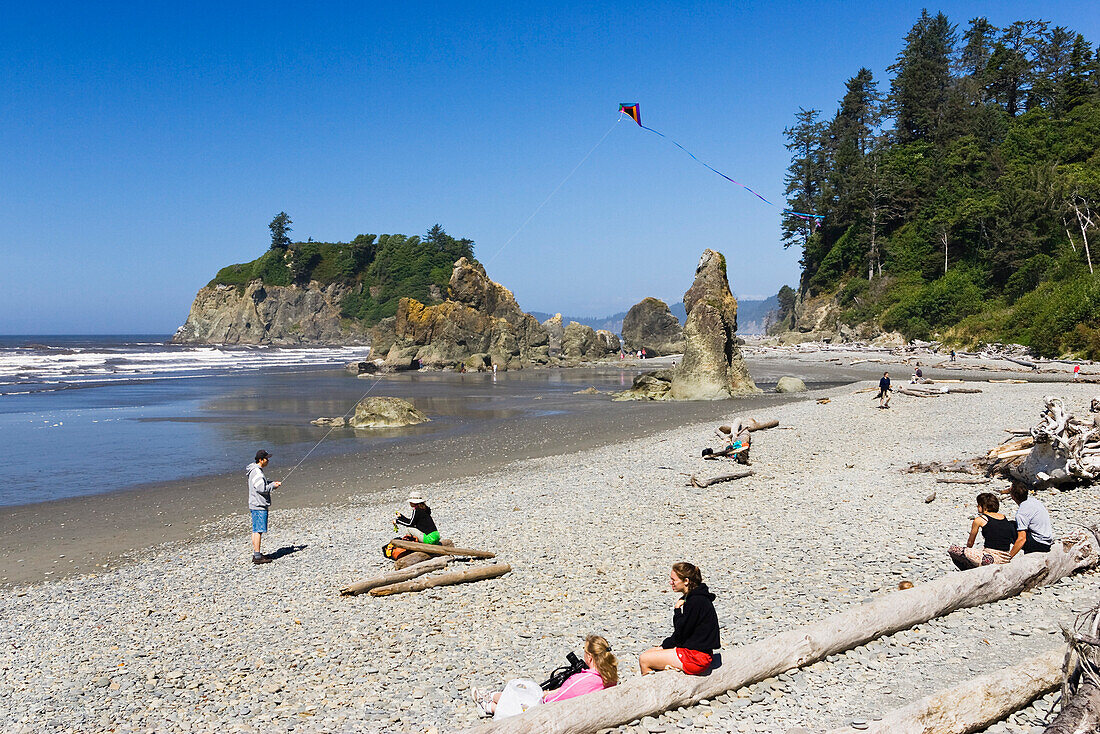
left=889, top=10, right=957, bottom=143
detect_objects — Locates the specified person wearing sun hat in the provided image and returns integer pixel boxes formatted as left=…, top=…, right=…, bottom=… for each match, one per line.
left=394, top=490, right=441, bottom=545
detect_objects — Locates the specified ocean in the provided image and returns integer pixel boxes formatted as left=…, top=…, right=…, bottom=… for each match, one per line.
left=0, top=335, right=648, bottom=507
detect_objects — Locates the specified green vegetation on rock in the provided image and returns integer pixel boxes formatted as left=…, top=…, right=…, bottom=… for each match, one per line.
left=209, top=223, right=475, bottom=326
left=780, top=10, right=1100, bottom=357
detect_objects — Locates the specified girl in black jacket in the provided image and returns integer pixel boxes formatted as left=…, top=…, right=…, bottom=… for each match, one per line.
left=639, top=562, right=720, bottom=675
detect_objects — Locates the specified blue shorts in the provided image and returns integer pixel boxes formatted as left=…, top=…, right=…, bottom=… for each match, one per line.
left=250, top=509, right=269, bottom=533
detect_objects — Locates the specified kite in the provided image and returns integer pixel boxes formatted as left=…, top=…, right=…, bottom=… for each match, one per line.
left=618, top=102, right=824, bottom=226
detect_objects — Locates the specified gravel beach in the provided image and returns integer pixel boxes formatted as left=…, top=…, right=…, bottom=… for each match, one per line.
left=3, top=376, right=1099, bottom=734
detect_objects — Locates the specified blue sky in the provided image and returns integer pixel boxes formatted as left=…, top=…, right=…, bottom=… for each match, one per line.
left=2, top=1, right=1098, bottom=333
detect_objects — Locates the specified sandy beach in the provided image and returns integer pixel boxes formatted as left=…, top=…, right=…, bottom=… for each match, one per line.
left=3, top=353, right=1099, bottom=734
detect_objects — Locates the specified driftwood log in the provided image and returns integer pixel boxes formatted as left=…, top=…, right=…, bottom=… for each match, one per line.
left=389, top=539, right=496, bottom=559
left=687, top=469, right=754, bottom=488
left=392, top=538, right=454, bottom=570
left=935, top=476, right=991, bottom=485
left=824, top=647, right=1064, bottom=734
left=988, top=397, right=1100, bottom=488
left=1045, top=595, right=1100, bottom=733
left=340, top=557, right=449, bottom=596
left=460, top=543, right=1096, bottom=734
left=907, top=460, right=985, bottom=475
left=369, top=563, right=511, bottom=596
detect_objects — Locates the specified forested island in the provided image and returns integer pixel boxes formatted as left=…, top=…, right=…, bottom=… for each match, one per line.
left=773, top=11, right=1099, bottom=357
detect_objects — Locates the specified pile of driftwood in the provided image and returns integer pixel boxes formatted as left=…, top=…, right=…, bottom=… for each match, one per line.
left=340, top=539, right=510, bottom=597
left=990, top=396, right=1100, bottom=488
left=1047, top=590, right=1100, bottom=733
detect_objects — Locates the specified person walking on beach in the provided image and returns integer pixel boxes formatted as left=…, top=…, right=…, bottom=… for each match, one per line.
left=246, top=450, right=281, bottom=564
left=1005, top=483, right=1054, bottom=557
left=1074, top=364, right=1081, bottom=380
left=877, top=371, right=892, bottom=409
left=639, top=562, right=719, bottom=676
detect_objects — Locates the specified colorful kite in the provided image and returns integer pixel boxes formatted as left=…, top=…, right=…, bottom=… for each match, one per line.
left=618, top=102, right=824, bottom=225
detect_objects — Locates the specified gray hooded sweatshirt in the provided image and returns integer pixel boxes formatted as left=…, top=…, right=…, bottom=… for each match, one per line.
left=246, top=462, right=276, bottom=510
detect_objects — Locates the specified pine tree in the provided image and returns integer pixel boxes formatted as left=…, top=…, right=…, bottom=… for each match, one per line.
left=782, top=108, right=826, bottom=264
left=889, top=10, right=957, bottom=143
left=958, top=17, right=997, bottom=104
left=268, top=212, right=292, bottom=250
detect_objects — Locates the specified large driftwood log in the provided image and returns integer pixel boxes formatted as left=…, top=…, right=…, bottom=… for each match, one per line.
left=742, top=418, right=779, bottom=432
left=394, top=551, right=433, bottom=569
left=1045, top=596, right=1100, bottom=733
left=907, top=460, right=985, bottom=474
left=389, top=539, right=496, bottom=558
left=369, top=563, right=511, bottom=596
left=935, top=476, right=990, bottom=485
left=687, top=470, right=754, bottom=488
left=824, top=647, right=1063, bottom=734
left=460, top=543, right=1096, bottom=734
left=340, top=557, right=449, bottom=596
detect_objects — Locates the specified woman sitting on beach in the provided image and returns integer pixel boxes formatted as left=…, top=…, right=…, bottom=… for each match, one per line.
left=703, top=424, right=750, bottom=464
left=394, top=491, right=440, bottom=545
left=948, top=492, right=1016, bottom=569
left=471, top=635, right=618, bottom=718
left=639, top=562, right=719, bottom=676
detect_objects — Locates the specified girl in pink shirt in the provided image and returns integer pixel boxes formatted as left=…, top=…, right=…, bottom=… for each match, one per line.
left=473, top=635, right=618, bottom=717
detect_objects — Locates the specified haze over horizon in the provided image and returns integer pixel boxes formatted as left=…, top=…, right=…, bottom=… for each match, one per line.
left=3, top=1, right=1097, bottom=334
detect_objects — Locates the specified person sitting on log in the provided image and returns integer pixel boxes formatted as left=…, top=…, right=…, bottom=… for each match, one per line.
left=471, top=635, right=618, bottom=718
left=948, top=492, right=1016, bottom=569
left=1005, top=483, right=1053, bottom=557
left=394, top=491, right=441, bottom=545
left=639, top=562, right=719, bottom=676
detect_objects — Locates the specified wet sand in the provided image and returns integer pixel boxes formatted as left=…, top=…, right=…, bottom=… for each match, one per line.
left=0, top=353, right=1080, bottom=587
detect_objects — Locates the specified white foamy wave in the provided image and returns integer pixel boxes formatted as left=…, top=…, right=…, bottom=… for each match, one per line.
left=0, top=344, right=371, bottom=390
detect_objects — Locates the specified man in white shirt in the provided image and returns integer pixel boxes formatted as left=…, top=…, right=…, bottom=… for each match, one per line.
left=1006, top=483, right=1053, bottom=558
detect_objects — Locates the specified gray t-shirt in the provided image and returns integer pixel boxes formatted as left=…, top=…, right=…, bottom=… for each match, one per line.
left=1015, top=497, right=1053, bottom=546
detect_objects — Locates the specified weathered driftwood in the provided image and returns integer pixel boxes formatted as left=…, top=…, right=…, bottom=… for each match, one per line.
left=907, top=460, right=985, bottom=475
left=687, top=469, right=754, bottom=488
left=824, top=648, right=1063, bottom=734
left=936, top=476, right=991, bottom=485
left=1003, top=397, right=1100, bottom=488
left=742, top=418, right=779, bottom=432
left=389, top=539, right=496, bottom=559
left=394, top=551, right=434, bottom=569
left=1046, top=595, right=1100, bottom=733
left=340, top=557, right=449, bottom=596
left=369, top=562, right=511, bottom=596
left=990, top=379, right=1029, bottom=384
left=460, top=543, right=1097, bottom=734
left=900, top=385, right=983, bottom=397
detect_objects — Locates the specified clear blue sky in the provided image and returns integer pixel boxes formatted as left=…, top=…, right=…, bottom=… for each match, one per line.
left=2, top=1, right=1097, bottom=333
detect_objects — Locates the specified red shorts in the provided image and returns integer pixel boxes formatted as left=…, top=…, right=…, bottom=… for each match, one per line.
left=676, top=648, right=713, bottom=675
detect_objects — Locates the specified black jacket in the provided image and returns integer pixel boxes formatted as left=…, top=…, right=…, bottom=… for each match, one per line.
left=661, top=583, right=720, bottom=653
left=396, top=507, right=437, bottom=535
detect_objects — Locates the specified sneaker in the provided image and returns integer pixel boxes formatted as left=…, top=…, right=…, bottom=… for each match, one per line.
left=471, top=687, right=493, bottom=717
left=252, top=554, right=272, bottom=565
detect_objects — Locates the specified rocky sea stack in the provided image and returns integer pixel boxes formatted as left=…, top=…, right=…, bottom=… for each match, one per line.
left=616, top=249, right=758, bottom=401
left=621, top=297, right=684, bottom=356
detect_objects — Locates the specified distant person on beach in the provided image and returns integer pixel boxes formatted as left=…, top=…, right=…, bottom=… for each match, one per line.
left=948, top=492, right=1015, bottom=569
left=914, top=364, right=923, bottom=382
left=246, top=450, right=281, bottom=565
left=877, top=372, right=892, bottom=408
left=471, top=635, right=618, bottom=718
left=707, top=423, right=751, bottom=464
left=394, top=491, right=440, bottom=545
left=639, top=562, right=719, bottom=676
left=1074, top=364, right=1081, bottom=380
left=1005, top=483, right=1053, bottom=557
left=950, top=350, right=956, bottom=362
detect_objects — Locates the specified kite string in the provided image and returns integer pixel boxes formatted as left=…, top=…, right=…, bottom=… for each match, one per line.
left=632, top=118, right=824, bottom=221
left=280, top=372, right=385, bottom=484
left=484, top=115, right=622, bottom=266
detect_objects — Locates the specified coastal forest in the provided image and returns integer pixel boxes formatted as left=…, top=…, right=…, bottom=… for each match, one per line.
left=209, top=221, right=475, bottom=325
left=778, top=10, right=1100, bottom=357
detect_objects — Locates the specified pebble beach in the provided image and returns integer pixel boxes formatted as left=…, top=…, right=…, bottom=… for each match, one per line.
left=3, top=377, right=1099, bottom=734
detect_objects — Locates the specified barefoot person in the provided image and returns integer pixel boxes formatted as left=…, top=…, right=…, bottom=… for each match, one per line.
left=395, top=491, right=440, bottom=545
left=639, top=562, right=719, bottom=676
left=246, top=450, right=281, bottom=565
left=948, top=492, right=1015, bottom=569
left=472, top=635, right=618, bottom=718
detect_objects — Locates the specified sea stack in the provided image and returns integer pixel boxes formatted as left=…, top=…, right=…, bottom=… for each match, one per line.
left=669, top=249, right=759, bottom=399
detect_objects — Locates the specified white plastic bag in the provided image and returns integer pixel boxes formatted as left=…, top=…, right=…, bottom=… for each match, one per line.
left=493, top=678, right=543, bottom=719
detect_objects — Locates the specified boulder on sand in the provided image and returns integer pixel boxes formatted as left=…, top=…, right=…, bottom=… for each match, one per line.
left=561, top=322, right=617, bottom=362
left=776, top=376, right=807, bottom=393
left=349, top=397, right=429, bottom=428
left=621, top=298, right=684, bottom=356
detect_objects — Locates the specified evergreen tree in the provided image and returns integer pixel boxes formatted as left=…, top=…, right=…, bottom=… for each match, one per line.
left=889, top=10, right=957, bottom=143
left=827, top=69, right=882, bottom=222
left=269, top=212, right=292, bottom=250
left=782, top=108, right=826, bottom=265
left=986, top=20, right=1045, bottom=116
left=958, top=17, right=997, bottom=104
